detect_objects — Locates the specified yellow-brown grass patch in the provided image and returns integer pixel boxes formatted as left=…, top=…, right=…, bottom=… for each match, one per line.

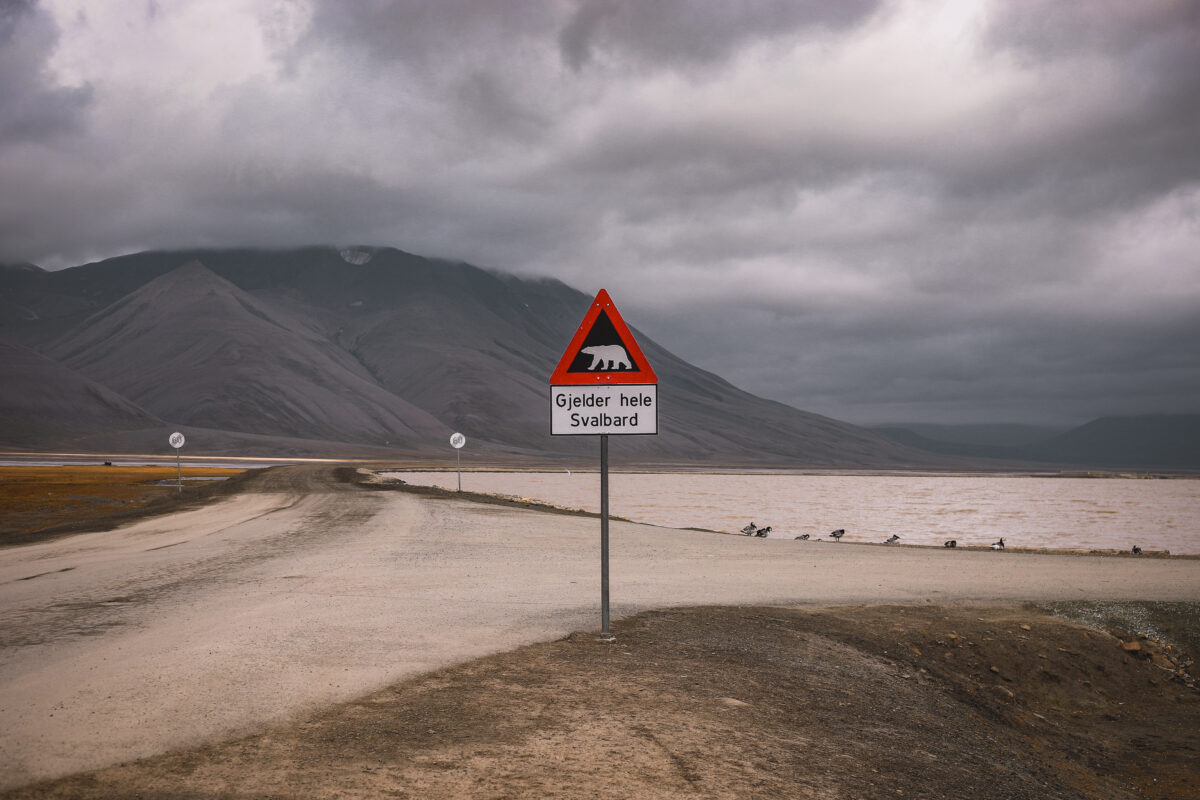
left=0, top=465, right=244, bottom=542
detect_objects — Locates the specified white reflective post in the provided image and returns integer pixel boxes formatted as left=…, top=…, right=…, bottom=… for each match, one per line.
left=450, top=432, right=466, bottom=491
left=168, top=432, right=186, bottom=492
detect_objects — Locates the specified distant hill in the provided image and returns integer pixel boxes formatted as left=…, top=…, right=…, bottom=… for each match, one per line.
left=0, top=246, right=945, bottom=467
left=874, top=417, right=1200, bottom=470
left=1020, top=415, right=1200, bottom=469
left=0, top=338, right=162, bottom=447
left=871, top=423, right=1069, bottom=449
left=46, top=261, right=450, bottom=449
left=868, top=427, right=1019, bottom=460
left=0, top=262, right=43, bottom=274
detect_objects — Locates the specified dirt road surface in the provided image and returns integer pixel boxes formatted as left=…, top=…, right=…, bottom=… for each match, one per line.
left=1, top=465, right=1197, bottom=793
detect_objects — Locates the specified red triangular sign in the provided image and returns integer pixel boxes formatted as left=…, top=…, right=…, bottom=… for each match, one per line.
left=550, top=289, right=657, bottom=385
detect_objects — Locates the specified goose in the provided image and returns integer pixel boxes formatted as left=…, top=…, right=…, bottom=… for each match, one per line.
left=755, top=526, right=772, bottom=537
left=884, top=534, right=900, bottom=544
left=990, top=538, right=1005, bottom=550
left=829, top=529, right=845, bottom=542
left=944, top=540, right=957, bottom=548
left=740, top=522, right=757, bottom=536
left=795, top=533, right=811, bottom=541
left=1131, top=545, right=1142, bottom=555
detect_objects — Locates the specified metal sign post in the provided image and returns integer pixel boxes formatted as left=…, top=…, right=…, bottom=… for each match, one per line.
left=600, top=434, right=610, bottom=634
left=450, top=432, right=466, bottom=491
left=549, top=289, right=658, bottom=640
left=168, top=431, right=186, bottom=492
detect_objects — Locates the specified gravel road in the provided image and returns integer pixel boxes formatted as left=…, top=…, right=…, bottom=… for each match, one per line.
left=2, top=465, right=1197, bottom=790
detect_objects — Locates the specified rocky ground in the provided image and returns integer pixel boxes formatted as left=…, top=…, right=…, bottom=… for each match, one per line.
left=4, top=602, right=1196, bottom=800
left=2, top=464, right=1197, bottom=797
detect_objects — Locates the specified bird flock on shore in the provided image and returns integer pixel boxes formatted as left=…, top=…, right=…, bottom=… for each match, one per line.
left=738, top=524, right=1146, bottom=555
left=741, top=521, right=1001, bottom=547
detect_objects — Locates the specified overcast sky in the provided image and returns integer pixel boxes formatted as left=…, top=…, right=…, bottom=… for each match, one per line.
left=2, top=0, right=1198, bottom=425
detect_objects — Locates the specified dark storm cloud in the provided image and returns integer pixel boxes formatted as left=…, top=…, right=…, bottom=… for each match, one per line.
left=967, top=1, right=1200, bottom=214
left=557, top=0, right=881, bottom=71
left=300, top=0, right=559, bottom=76
left=549, top=1, right=1200, bottom=424
left=0, top=0, right=90, bottom=142
left=2, top=0, right=1198, bottom=425
left=987, top=0, right=1200, bottom=57
left=303, top=0, right=880, bottom=73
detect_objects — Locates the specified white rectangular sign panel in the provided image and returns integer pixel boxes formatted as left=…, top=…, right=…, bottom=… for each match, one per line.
left=551, top=385, right=658, bottom=435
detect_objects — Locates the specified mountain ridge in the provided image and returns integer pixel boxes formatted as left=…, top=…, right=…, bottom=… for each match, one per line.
left=5, top=246, right=1188, bottom=468
left=874, top=416, right=1200, bottom=470
left=1022, top=415, right=1200, bottom=469
left=0, top=338, right=163, bottom=447
left=44, top=260, right=451, bottom=448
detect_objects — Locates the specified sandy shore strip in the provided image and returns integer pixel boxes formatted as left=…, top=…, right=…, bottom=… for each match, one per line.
left=2, top=466, right=1199, bottom=790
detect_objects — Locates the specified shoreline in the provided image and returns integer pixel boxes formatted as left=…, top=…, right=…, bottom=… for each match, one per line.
left=3, top=450, right=1199, bottom=478
left=372, top=468, right=1200, bottom=557
left=0, top=462, right=1195, bottom=556
left=2, top=462, right=1195, bottom=557
left=390, top=465, right=1200, bottom=479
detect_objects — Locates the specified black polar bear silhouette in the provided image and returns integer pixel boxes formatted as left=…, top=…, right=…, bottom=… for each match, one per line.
left=582, top=344, right=631, bottom=370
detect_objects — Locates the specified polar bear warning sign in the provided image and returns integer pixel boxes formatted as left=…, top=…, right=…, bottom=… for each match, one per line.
left=550, top=289, right=657, bottom=385
left=550, top=288, right=657, bottom=435
left=550, top=290, right=657, bottom=637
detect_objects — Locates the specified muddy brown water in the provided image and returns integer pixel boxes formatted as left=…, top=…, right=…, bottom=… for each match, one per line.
left=390, top=470, right=1200, bottom=554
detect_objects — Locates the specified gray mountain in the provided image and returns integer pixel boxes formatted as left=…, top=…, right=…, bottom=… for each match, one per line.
left=873, top=417, right=1200, bottom=470
left=0, top=262, right=44, bottom=274
left=2, top=247, right=952, bottom=466
left=871, top=423, right=1070, bottom=449
left=0, top=338, right=162, bottom=447
left=44, top=261, right=451, bottom=449
left=1019, top=415, right=1200, bottom=469
left=869, top=426, right=1018, bottom=460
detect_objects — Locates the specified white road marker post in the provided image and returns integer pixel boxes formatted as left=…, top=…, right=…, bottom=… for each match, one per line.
left=549, top=289, right=658, bottom=640
left=168, top=431, right=185, bottom=492
left=450, top=432, right=466, bottom=491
